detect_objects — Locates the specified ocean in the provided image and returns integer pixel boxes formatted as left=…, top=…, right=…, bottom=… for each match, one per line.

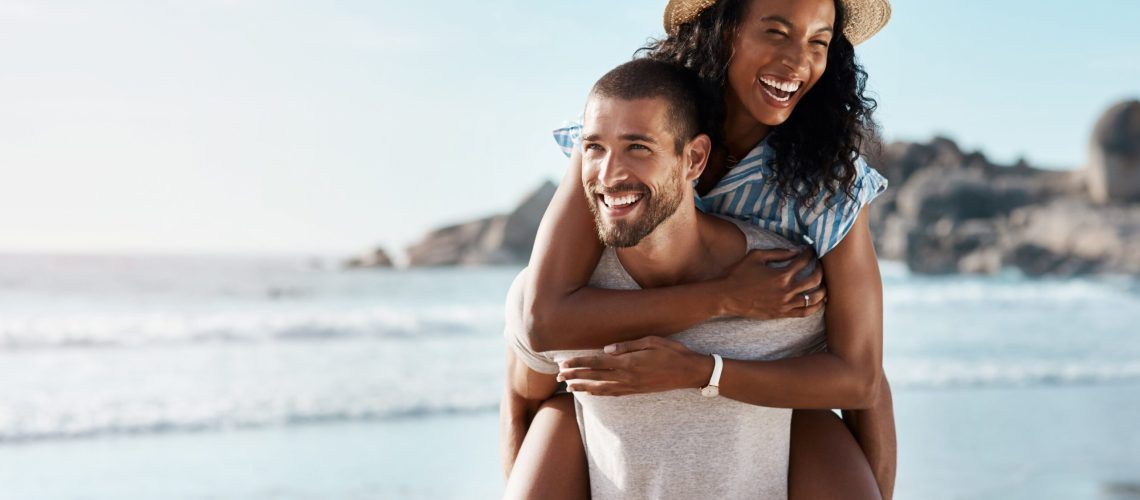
left=0, top=253, right=1137, bottom=499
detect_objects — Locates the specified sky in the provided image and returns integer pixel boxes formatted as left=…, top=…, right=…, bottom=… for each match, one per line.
left=1, top=0, right=1138, bottom=256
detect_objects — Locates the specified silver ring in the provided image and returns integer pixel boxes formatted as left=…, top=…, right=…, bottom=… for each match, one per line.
left=803, top=293, right=810, bottom=308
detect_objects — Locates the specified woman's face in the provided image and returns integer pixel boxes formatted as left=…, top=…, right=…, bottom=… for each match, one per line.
left=725, top=0, right=836, bottom=127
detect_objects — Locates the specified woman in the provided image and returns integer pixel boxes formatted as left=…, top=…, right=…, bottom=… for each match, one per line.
left=502, top=0, right=895, bottom=498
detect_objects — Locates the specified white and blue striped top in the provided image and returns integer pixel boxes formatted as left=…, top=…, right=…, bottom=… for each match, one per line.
left=554, top=121, right=888, bottom=257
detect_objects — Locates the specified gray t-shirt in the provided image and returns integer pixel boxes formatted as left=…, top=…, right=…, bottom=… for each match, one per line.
left=504, top=216, right=827, bottom=499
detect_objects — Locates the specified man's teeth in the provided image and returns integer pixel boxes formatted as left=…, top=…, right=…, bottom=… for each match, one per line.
left=603, top=193, right=643, bottom=208
left=760, top=76, right=801, bottom=93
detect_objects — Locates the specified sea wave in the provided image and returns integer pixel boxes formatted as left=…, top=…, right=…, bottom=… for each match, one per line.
left=888, top=359, right=1140, bottom=389
left=4, top=358, right=1138, bottom=444
left=883, top=277, right=1139, bottom=307
left=0, top=401, right=500, bottom=444
left=0, top=306, right=504, bottom=350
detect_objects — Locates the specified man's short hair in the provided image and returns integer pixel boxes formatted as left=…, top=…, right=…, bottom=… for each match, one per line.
left=589, top=58, right=706, bottom=153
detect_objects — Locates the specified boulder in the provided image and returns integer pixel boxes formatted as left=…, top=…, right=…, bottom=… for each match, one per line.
left=1004, top=199, right=1140, bottom=276
left=1086, top=99, right=1140, bottom=204
left=894, top=167, right=1036, bottom=225
left=904, top=218, right=1005, bottom=275
left=343, top=248, right=394, bottom=269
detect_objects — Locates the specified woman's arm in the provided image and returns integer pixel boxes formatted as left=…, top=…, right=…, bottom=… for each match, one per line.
left=712, top=209, right=883, bottom=408
left=524, top=150, right=823, bottom=352
left=556, top=210, right=883, bottom=409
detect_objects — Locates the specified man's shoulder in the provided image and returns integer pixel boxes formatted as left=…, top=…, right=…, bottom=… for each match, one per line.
left=709, top=214, right=801, bottom=252
left=587, top=249, right=642, bottom=290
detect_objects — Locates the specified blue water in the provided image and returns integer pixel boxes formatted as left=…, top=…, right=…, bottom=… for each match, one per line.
left=0, top=253, right=1137, bottom=499
left=0, top=253, right=1137, bottom=443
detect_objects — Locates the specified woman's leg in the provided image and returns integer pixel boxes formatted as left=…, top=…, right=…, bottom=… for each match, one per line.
left=503, top=393, right=590, bottom=500
left=789, top=409, right=882, bottom=500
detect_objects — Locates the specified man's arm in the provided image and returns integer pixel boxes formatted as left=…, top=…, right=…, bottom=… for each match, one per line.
left=499, top=347, right=561, bottom=479
left=843, top=374, right=897, bottom=500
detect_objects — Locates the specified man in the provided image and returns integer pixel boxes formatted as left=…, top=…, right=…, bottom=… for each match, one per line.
left=499, top=59, right=882, bottom=499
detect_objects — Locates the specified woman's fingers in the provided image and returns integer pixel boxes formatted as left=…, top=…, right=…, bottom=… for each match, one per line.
left=603, top=336, right=662, bottom=355
left=778, top=247, right=817, bottom=282
left=559, top=354, right=619, bottom=370
left=793, top=300, right=825, bottom=318
left=785, top=284, right=827, bottom=310
left=564, top=380, right=630, bottom=396
left=557, top=367, right=622, bottom=383
left=746, top=247, right=799, bottom=264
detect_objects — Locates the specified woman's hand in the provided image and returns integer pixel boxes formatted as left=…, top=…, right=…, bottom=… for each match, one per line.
left=555, top=336, right=713, bottom=396
left=717, top=247, right=826, bottom=319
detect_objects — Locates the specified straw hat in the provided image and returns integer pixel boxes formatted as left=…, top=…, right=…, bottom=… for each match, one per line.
left=663, top=0, right=891, bottom=46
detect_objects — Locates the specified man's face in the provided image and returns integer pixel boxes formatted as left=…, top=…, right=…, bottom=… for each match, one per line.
left=580, top=95, right=688, bottom=248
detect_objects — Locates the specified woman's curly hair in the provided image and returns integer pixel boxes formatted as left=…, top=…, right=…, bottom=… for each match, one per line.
left=640, top=0, right=879, bottom=207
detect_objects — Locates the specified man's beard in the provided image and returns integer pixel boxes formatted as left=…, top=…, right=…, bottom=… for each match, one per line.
left=585, top=166, right=686, bottom=248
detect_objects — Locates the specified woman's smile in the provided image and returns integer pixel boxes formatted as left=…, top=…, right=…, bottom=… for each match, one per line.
left=757, top=74, right=804, bottom=107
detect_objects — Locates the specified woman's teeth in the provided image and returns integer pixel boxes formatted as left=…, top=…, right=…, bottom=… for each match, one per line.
left=759, top=76, right=800, bottom=102
left=602, top=193, right=644, bottom=208
left=760, top=76, right=801, bottom=92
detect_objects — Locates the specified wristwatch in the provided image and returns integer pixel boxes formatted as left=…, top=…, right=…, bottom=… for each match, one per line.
left=700, top=354, right=723, bottom=397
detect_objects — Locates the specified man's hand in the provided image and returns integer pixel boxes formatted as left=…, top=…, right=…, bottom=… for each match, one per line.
left=556, top=336, right=713, bottom=396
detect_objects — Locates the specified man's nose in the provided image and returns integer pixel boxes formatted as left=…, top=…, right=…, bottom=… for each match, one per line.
left=598, top=151, right=629, bottom=186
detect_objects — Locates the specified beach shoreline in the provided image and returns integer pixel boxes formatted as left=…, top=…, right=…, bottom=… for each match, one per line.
left=1, top=382, right=1137, bottom=499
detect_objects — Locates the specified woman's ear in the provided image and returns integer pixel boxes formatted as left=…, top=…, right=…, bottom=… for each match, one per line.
left=684, top=133, right=713, bottom=182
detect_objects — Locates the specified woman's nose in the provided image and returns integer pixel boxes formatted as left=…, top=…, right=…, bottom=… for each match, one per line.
left=780, top=43, right=811, bottom=75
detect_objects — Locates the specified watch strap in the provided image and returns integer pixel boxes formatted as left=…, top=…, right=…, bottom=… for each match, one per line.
left=709, top=353, right=723, bottom=388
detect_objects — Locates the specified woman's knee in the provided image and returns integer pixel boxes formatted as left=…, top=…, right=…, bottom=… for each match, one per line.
left=789, top=409, right=881, bottom=500
left=538, top=392, right=575, bottom=414
left=504, top=393, right=588, bottom=500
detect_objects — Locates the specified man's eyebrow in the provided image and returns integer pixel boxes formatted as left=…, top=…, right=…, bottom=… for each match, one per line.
left=581, top=133, right=659, bottom=144
left=620, top=133, right=657, bottom=144
left=760, top=15, right=833, bottom=34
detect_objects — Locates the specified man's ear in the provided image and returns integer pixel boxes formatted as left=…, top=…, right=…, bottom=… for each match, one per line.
left=684, top=133, right=712, bottom=182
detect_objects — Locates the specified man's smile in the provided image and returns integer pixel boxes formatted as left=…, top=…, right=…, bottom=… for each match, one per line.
left=595, top=190, right=647, bottom=218
left=601, top=192, right=644, bottom=208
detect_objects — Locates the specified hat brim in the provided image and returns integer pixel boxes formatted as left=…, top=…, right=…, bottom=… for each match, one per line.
left=664, top=0, right=891, bottom=46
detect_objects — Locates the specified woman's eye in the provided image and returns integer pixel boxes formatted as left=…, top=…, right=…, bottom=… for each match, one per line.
left=811, top=40, right=830, bottom=47
left=767, top=29, right=788, bottom=37
left=584, top=143, right=604, bottom=152
left=629, top=144, right=649, bottom=151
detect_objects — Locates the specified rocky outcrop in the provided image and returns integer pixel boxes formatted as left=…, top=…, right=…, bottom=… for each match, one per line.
left=386, top=101, right=1140, bottom=276
left=868, top=99, right=1140, bottom=276
left=405, top=181, right=557, bottom=266
left=1086, top=99, right=1140, bottom=204
left=343, top=248, right=394, bottom=269
left=1004, top=200, right=1140, bottom=276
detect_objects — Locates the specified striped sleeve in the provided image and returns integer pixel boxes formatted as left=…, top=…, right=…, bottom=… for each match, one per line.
left=552, top=120, right=583, bottom=158
left=797, top=156, right=888, bottom=257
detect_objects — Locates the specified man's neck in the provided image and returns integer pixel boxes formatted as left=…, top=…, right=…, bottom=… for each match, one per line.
left=615, top=205, right=745, bottom=289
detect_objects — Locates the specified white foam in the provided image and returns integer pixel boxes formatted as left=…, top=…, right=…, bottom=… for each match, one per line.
left=0, top=305, right=503, bottom=349
left=887, top=359, right=1140, bottom=389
